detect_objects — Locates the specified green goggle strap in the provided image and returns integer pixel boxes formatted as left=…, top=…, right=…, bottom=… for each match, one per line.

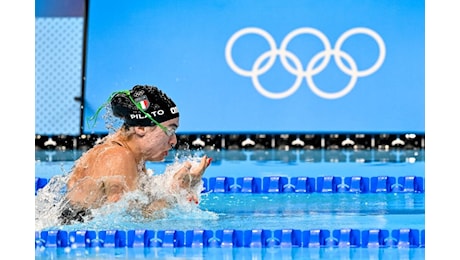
left=86, top=90, right=168, bottom=133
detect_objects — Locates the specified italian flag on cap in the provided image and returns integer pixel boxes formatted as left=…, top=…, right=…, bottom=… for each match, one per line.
left=138, top=96, right=150, bottom=110
left=138, top=98, right=149, bottom=110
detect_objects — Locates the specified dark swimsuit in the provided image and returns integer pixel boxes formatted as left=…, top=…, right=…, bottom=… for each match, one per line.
left=59, top=203, right=92, bottom=225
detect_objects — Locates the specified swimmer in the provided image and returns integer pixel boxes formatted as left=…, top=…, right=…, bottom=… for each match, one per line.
left=59, top=85, right=212, bottom=224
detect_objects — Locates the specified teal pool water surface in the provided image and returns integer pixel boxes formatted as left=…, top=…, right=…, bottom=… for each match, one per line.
left=35, top=149, right=425, bottom=259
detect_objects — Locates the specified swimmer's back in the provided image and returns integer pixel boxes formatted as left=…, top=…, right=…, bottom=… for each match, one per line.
left=66, top=139, right=139, bottom=207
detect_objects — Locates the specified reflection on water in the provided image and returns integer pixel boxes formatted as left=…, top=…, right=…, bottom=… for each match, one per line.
left=198, top=193, right=424, bottom=231
left=35, top=149, right=424, bottom=233
left=36, top=149, right=425, bottom=164
left=36, top=183, right=424, bottom=231
left=36, top=245, right=426, bottom=260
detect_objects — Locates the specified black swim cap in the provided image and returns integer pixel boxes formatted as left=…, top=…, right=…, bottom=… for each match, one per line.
left=111, top=85, right=179, bottom=126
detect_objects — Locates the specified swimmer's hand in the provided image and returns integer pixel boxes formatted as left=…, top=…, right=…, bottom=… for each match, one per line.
left=174, top=155, right=212, bottom=189
left=142, top=198, right=169, bottom=217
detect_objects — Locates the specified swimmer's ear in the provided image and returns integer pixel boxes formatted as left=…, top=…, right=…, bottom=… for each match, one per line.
left=133, top=126, right=147, bottom=137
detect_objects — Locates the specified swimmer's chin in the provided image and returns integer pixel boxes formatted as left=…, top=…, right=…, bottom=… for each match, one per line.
left=148, top=153, right=167, bottom=162
left=157, top=151, right=168, bottom=161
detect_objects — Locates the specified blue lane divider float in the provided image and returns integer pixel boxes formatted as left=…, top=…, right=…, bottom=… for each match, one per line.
left=35, top=228, right=425, bottom=249
left=204, top=176, right=424, bottom=193
left=35, top=175, right=424, bottom=194
left=35, top=177, right=48, bottom=195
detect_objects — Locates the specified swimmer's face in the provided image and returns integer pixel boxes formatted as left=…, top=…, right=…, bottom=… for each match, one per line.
left=141, top=117, right=179, bottom=161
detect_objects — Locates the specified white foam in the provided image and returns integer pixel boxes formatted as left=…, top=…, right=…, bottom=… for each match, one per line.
left=35, top=152, right=214, bottom=231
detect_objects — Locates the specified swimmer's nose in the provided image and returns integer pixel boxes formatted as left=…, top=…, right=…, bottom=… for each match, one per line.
left=169, top=133, right=178, bottom=149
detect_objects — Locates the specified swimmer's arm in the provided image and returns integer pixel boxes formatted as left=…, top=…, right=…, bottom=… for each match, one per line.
left=97, top=149, right=138, bottom=203
left=141, top=198, right=171, bottom=218
left=104, top=181, right=126, bottom=203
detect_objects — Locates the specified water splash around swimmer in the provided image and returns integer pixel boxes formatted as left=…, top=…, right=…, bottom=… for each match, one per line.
left=35, top=150, right=218, bottom=231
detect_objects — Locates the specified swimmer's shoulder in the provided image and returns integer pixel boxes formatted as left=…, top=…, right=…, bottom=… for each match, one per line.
left=97, top=142, right=133, bottom=159
left=75, top=141, right=132, bottom=165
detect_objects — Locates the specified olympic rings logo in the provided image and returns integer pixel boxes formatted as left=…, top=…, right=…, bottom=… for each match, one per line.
left=225, top=27, right=386, bottom=99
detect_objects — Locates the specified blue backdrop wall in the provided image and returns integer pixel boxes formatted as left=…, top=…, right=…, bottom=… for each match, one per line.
left=83, top=0, right=424, bottom=134
left=35, top=0, right=425, bottom=136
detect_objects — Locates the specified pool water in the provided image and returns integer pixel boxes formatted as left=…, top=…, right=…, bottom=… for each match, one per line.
left=37, top=192, right=424, bottom=232
left=35, top=149, right=425, bottom=259
left=37, top=246, right=424, bottom=259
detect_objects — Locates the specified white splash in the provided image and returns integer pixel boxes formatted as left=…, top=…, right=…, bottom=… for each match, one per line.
left=35, top=152, right=217, bottom=231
